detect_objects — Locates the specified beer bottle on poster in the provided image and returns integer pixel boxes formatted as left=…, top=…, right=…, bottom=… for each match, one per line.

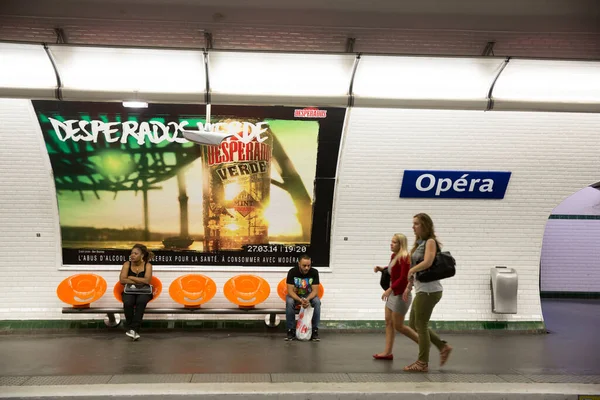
left=201, top=119, right=273, bottom=252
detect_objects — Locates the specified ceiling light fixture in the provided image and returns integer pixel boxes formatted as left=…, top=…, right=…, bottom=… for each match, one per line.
left=122, top=101, right=148, bottom=108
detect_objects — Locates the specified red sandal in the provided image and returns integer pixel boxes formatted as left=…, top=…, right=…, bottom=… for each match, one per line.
left=373, top=353, right=394, bottom=360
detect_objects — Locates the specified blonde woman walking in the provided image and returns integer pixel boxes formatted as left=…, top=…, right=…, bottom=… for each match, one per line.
left=373, top=233, right=419, bottom=360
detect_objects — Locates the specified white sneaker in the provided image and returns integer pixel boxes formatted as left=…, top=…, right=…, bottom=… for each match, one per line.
left=125, top=330, right=136, bottom=339
left=133, top=332, right=140, bottom=341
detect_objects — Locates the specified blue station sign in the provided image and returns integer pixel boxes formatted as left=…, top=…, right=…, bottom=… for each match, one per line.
left=400, top=170, right=512, bottom=199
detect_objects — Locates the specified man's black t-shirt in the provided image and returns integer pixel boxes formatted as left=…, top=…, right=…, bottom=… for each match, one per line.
left=286, top=266, right=320, bottom=298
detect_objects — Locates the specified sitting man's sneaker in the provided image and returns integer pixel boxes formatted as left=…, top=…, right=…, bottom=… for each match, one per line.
left=311, top=328, right=320, bottom=341
left=133, top=331, right=140, bottom=341
left=125, top=330, right=136, bottom=339
left=286, top=329, right=296, bottom=341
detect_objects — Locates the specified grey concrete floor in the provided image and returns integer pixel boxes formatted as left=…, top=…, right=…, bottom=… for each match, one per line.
left=0, top=299, right=598, bottom=378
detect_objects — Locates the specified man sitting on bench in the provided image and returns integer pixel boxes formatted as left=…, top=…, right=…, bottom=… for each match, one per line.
left=285, top=254, right=321, bottom=341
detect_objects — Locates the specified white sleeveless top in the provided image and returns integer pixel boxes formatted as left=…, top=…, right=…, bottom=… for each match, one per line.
left=411, top=240, right=443, bottom=293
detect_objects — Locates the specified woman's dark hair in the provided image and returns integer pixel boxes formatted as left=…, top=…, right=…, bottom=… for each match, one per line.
left=132, top=243, right=155, bottom=263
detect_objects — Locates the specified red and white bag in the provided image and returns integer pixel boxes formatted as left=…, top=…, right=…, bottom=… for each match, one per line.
left=295, top=305, right=314, bottom=341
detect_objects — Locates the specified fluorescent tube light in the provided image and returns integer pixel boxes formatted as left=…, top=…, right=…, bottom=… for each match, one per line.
left=122, top=101, right=148, bottom=108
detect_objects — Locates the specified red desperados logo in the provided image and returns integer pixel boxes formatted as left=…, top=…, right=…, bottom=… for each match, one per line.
left=294, top=107, right=327, bottom=118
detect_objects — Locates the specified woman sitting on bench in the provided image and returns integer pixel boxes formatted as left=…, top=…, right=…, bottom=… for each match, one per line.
left=119, top=244, right=154, bottom=341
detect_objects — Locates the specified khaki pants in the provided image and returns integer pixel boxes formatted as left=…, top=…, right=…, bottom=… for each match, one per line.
left=409, top=291, right=446, bottom=363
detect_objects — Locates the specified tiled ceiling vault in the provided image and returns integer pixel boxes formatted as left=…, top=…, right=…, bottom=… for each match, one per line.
left=0, top=0, right=599, bottom=57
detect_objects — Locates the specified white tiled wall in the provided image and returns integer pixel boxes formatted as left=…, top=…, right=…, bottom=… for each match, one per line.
left=540, top=187, right=600, bottom=293
left=328, top=108, right=599, bottom=322
left=0, top=99, right=62, bottom=319
left=1, top=100, right=599, bottom=322
left=541, top=219, right=600, bottom=292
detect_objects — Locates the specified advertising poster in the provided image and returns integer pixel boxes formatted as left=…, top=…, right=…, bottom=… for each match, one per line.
left=33, top=101, right=344, bottom=267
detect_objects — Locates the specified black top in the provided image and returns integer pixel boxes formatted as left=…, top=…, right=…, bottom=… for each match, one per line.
left=127, top=261, right=147, bottom=278
left=286, top=266, right=320, bottom=298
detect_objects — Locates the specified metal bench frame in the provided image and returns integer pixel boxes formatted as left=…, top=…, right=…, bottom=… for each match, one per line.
left=62, top=307, right=294, bottom=328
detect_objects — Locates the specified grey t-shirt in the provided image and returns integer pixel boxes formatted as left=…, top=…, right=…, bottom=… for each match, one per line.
left=411, top=239, right=443, bottom=293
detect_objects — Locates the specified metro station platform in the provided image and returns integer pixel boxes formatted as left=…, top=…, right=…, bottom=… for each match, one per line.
left=0, top=299, right=598, bottom=399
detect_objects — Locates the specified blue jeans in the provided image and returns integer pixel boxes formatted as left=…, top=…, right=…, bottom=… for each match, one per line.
left=286, top=295, right=321, bottom=330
